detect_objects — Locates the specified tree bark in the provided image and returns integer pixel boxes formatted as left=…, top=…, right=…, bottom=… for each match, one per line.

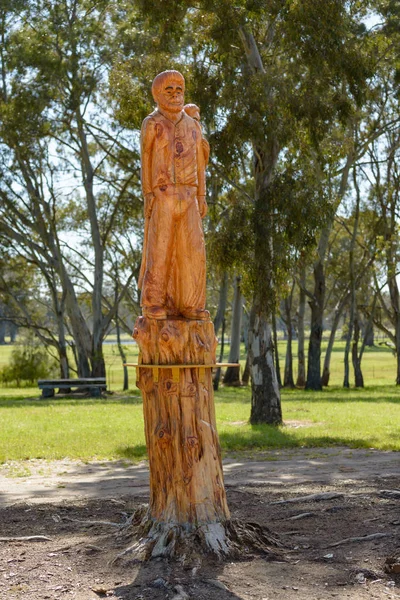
left=9, top=322, right=17, bottom=343
left=213, top=271, right=229, bottom=337
left=0, top=319, right=5, bottom=345
left=116, top=315, right=128, bottom=391
left=305, top=146, right=354, bottom=390
left=321, top=292, right=349, bottom=387
left=223, top=276, right=242, bottom=386
left=351, top=313, right=364, bottom=387
left=296, top=264, right=306, bottom=387
left=306, top=259, right=325, bottom=390
left=283, top=283, right=295, bottom=388
left=272, top=312, right=282, bottom=388
left=343, top=166, right=361, bottom=388
left=249, top=305, right=282, bottom=425
left=213, top=317, right=225, bottom=391
left=118, top=315, right=283, bottom=561
left=242, top=353, right=250, bottom=385
left=132, top=316, right=231, bottom=556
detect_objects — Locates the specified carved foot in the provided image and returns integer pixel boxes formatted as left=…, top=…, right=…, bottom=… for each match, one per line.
left=181, top=309, right=210, bottom=321
left=142, top=306, right=167, bottom=320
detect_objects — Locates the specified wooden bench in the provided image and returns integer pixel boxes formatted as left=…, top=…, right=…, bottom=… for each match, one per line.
left=38, top=378, right=107, bottom=398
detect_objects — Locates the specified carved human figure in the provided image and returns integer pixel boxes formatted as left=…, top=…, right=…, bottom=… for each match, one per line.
left=138, top=70, right=209, bottom=321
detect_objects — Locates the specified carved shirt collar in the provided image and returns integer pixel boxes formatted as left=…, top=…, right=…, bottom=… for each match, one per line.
left=156, top=107, right=185, bottom=125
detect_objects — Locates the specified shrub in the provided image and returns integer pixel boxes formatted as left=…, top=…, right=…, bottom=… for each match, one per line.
left=0, top=340, right=58, bottom=387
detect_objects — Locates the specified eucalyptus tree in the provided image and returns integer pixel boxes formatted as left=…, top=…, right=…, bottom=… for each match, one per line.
left=0, top=0, right=142, bottom=376
left=112, top=0, right=374, bottom=420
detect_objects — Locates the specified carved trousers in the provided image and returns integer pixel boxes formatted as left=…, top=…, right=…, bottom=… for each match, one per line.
left=141, top=185, right=206, bottom=315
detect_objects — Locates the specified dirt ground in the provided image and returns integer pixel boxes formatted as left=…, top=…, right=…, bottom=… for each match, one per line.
left=0, top=448, right=399, bottom=600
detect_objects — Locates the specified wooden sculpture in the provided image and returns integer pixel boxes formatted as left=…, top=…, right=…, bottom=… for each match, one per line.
left=123, top=70, right=279, bottom=562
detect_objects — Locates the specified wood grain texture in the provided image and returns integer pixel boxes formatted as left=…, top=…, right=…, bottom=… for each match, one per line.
left=133, top=316, right=230, bottom=527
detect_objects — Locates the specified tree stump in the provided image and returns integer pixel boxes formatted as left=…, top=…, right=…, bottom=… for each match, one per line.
left=116, top=316, right=283, bottom=562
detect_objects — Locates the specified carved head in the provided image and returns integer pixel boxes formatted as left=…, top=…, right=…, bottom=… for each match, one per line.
left=184, top=103, right=200, bottom=121
left=152, top=70, right=185, bottom=113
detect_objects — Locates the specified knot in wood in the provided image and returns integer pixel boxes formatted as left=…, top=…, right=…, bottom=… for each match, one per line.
left=182, top=383, right=196, bottom=397
left=132, top=328, right=139, bottom=339
left=163, top=379, right=178, bottom=395
left=161, top=331, right=170, bottom=342
left=186, top=436, right=199, bottom=449
left=157, top=427, right=171, bottom=449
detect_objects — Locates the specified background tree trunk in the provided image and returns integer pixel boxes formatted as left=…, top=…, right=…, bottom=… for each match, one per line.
left=0, top=319, right=5, bottom=345
left=352, top=313, right=364, bottom=387
left=306, top=259, right=325, bottom=390
left=213, top=317, right=225, bottom=391
left=321, top=293, right=349, bottom=386
left=271, top=312, right=282, bottom=388
left=223, top=276, right=243, bottom=386
left=249, top=304, right=282, bottom=425
left=296, top=264, right=306, bottom=387
left=283, top=283, right=295, bottom=388
left=213, top=272, right=229, bottom=337
left=242, top=353, right=250, bottom=386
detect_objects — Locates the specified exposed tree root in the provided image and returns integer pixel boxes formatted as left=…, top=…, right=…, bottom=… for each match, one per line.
left=62, top=516, right=123, bottom=528
left=0, top=535, right=52, bottom=542
left=327, top=532, right=391, bottom=548
left=271, top=492, right=344, bottom=505
left=112, top=506, right=284, bottom=565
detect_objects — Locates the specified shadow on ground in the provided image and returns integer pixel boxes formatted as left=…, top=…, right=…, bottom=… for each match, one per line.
left=0, top=473, right=399, bottom=600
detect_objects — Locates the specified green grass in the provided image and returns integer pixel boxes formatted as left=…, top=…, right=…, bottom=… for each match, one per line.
left=0, top=332, right=396, bottom=390
left=0, top=335, right=398, bottom=463
left=0, top=384, right=398, bottom=463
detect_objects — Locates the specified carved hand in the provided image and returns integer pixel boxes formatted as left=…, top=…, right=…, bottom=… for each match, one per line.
left=198, top=196, right=208, bottom=219
left=144, top=192, right=155, bottom=219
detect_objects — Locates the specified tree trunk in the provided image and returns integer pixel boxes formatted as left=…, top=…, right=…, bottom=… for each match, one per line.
left=344, top=165, right=361, bottom=389
left=213, top=317, right=225, bottom=391
left=223, top=276, right=243, bottom=386
left=55, top=294, right=69, bottom=379
left=0, top=319, right=5, bottom=345
left=363, top=320, right=374, bottom=346
left=59, top=347, right=70, bottom=380
left=9, top=322, right=17, bottom=343
left=283, top=284, right=295, bottom=388
left=296, top=264, right=306, bottom=387
left=242, top=353, right=250, bottom=385
left=321, top=293, right=349, bottom=387
left=396, top=314, right=400, bottom=386
left=132, top=316, right=230, bottom=556
left=213, top=271, right=228, bottom=337
left=118, top=315, right=282, bottom=562
left=249, top=305, right=282, bottom=425
left=304, top=148, right=354, bottom=390
left=91, top=338, right=106, bottom=378
left=351, top=313, right=364, bottom=387
left=306, top=260, right=325, bottom=390
left=76, top=108, right=106, bottom=379
left=61, top=272, right=92, bottom=377
left=272, top=312, right=282, bottom=388
left=343, top=314, right=354, bottom=388
left=116, top=316, right=129, bottom=391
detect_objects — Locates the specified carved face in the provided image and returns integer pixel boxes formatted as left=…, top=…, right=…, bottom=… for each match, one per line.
left=156, top=78, right=184, bottom=113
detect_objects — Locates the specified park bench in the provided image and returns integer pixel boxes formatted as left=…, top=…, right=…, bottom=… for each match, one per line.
left=38, top=378, right=107, bottom=398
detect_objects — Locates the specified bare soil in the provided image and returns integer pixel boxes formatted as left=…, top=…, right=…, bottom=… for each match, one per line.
left=0, top=448, right=399, bottom=600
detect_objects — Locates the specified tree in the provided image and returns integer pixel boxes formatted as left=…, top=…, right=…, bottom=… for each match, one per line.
left=0, top=0, right=141, bottom=376
left=223, top=276, right=243, bottom=386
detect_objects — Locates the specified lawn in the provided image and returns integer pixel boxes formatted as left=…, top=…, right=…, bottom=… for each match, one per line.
left=0, top=336, right=398, bottom=463
left=0, top=384, right=398, bottom=463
